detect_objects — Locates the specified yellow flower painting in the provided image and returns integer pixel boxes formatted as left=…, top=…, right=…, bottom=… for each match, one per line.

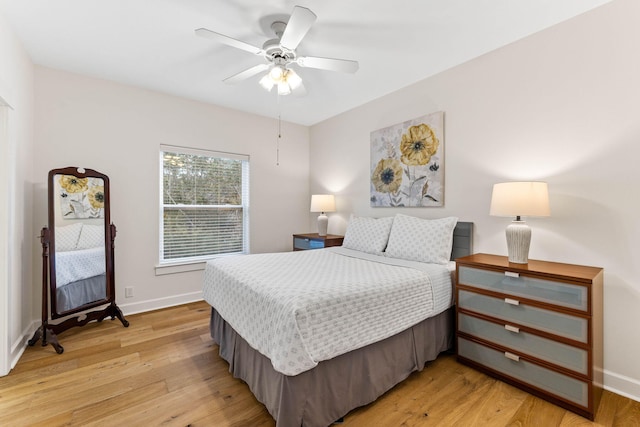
left=371, top=158, right=403, bottom=194
left=400, top=123, right=439, bottom=166
left=88, top=185, right=105, bottom=209
left=58, top=175, right=105, bottom=219
left=59, top=175, right=89, bottom=194
left=370, top=112, right=444, bottom=207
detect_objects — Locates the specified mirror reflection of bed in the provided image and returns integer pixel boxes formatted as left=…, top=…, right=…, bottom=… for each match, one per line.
left=54, top=222, right=106, bottom=312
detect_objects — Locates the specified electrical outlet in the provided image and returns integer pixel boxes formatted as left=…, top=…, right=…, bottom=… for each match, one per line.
left=125, top=287, right=134, bottom=298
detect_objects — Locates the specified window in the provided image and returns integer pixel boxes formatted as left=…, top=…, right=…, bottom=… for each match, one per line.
left=160, top=145, right=249, bottom=264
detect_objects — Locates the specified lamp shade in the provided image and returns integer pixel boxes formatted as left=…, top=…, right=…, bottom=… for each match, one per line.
left=490, top=182, right=550, bottom=218
left=310, top=194, right=336, bottom=213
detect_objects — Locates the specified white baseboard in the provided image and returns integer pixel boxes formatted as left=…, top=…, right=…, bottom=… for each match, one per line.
left=10, top=319, right=40, bottom=371
left=118, top=291, right=204, bottom=316
left=604, top=369, right=640, bottom=403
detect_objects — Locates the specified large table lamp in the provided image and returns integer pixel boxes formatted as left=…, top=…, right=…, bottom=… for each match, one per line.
left=310, top=194, right=336, bottom=236
left=490, top=182, right=550, bottom=264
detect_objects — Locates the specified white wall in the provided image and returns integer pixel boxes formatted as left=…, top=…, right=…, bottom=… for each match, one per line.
left=310, top=0, right=640, bottom=401
left=0, top=11, right=35, bottom=374
left=33, top=67, right=310, bottom=315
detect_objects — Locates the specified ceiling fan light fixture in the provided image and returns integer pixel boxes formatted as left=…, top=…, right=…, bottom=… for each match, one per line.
left=259, top=74, right=275, bottom=91
left=259, top=65, right=301, bottom=95
left=277, top=81, right=292, bottom=96
left=270, top=65, right=286, bottom=80
left=285, top=69, right=302, bottom=90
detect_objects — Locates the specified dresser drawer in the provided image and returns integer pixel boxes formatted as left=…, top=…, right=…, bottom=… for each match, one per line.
left=458, top=337, right=589, bottom=407
left=458, top=290, right=588, bottom=343
left=458, top=266, right=588, bottom=312
left=293, top=237, right=325, bottom=250
left=458, top=312, right=588, bottom=375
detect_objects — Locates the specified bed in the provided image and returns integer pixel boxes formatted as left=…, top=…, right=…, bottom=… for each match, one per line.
left=203, top=215, right=473, bottom=427
left=54, top=223, right=107, bottom=312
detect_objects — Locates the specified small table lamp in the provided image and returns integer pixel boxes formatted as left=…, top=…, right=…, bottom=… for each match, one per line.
left=310, top=194, right=336, bottom=236
left=490, top=182, right=550, bottom=264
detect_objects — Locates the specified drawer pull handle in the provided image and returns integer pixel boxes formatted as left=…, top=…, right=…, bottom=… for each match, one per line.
left=505, top=271, right=520, bottom=278
left=504, top=298, right=520, bottom=306
left=504, top=352, right=520, bottom=362
left=505, top=324, right=520, bottom=333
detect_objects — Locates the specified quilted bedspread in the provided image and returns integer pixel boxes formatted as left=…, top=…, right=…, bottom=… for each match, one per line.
left=202, top=247, right=452, bottom=376
left=55, top=246, right=106, bottom=288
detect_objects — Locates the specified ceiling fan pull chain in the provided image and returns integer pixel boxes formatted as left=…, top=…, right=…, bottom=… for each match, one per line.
left=276, top=113, right=282, bottom=166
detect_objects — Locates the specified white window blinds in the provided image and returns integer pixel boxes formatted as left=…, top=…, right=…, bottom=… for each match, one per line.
left=160, top=145, right=249, bottom=263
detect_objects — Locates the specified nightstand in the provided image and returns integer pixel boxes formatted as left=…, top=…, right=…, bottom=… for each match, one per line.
left=292, top=233, right=344, bottom=251
left=455, top=253, right=603, bottom=420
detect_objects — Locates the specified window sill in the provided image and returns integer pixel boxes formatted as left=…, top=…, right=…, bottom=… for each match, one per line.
left=155, top=261, right=206, bottom=276
left=155, top=252, right=245, bottom=276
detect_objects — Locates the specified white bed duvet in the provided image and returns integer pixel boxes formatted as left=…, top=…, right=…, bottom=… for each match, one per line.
left=55, top=246, right=106, bottom=288
left=202, top=247, right=452, bottom=376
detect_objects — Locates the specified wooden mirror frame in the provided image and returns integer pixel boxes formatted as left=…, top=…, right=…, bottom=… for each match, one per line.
left=29, top=167, right=128, bottom=354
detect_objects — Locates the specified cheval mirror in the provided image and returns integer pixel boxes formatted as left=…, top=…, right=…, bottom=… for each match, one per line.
left=29, top=167, right=128, bottom=354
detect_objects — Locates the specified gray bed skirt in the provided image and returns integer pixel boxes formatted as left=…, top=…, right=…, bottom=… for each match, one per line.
left=210, top=306, right=454, bottom=427
left=56, top=274, right=106, bottom=313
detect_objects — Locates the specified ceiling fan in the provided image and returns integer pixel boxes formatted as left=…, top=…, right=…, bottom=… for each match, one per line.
left=195, top=5, right=359, bottom=95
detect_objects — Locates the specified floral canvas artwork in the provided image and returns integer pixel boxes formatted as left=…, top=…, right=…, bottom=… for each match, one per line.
left=58, top=175, right=105, bottom=219
left=370, top=112, right=444, bottom=207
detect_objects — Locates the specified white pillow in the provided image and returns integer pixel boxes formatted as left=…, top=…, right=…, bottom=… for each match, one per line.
left=76, top=224, right=105, bottom=249
left=55, top=223, right=83, bottom=251
left=384, top=214, right=458, bottom=264
left=342, top=215, right=394, bottom=255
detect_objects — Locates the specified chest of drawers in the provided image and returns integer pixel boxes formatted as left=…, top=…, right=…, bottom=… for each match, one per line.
left=455, top=253, right=603, bottom=420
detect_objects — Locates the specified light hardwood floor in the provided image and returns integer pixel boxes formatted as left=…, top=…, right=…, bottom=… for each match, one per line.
left=1, top=301, right=639, bottom=426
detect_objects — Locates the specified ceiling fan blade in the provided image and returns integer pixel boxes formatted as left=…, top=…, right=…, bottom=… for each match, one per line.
left=195, top=28, right=263, bottom=55
left=223, top=63, right=270, bottom=84
left=279, top=6, right=317, bottom=50
left=296, top=56, right=359, bottom=73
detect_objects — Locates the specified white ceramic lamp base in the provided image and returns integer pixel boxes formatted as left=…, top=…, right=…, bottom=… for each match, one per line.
left=317, top=213, right=328, bottom=236
left=505, top=220, right=531, bottom=264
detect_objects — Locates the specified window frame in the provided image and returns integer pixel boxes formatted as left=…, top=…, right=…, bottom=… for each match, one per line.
left=158, top=144, right=250, bottom=269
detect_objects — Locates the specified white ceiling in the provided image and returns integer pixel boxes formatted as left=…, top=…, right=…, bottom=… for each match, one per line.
left=0, top=0, right=611, bottom=126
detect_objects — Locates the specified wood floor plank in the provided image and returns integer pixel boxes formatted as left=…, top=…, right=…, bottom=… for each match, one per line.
left=507, top=395, right=567, bottom=426
left=610, top=393, right=640, bottom=426
left=0, top=352, right=141, bottom=403
left=2, top=301, right=639, bottom=427
left=407, top=366, right=497, bottom=425
left=0, top=358, right=78, bottom=387
left=119, top=317, right=209, bottom=347
left=447, top=380, right=528, bottom=426
left=68, top=381, right=168, bottom=425
left=26, top=411, right=73, bottom=427
left=81, top=373, right=248, bottom=427
left=0, top=353, right=147, bottom=426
